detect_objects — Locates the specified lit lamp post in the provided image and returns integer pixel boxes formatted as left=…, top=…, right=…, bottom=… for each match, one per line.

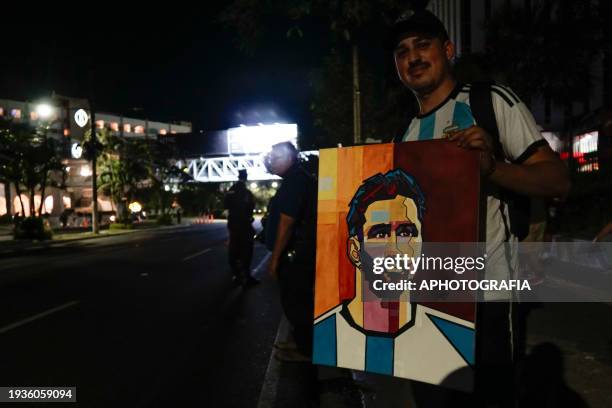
left=73, top=107, right=99, bottom=234
left=34, top=100, right=99, bottom=233
left=35, top=103, right=54, bottom=120
left=90, top=108, right=99, bottom=234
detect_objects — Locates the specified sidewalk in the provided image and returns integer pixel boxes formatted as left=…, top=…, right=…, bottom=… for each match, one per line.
left=0, top=217, right=225, bottom=257
left=260, top=315, right=416, bottom=408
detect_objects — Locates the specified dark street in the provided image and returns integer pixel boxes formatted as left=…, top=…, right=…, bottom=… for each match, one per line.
left=0, top=223, right=281, bottom=407
left=1, top=222, right=612, bottom=407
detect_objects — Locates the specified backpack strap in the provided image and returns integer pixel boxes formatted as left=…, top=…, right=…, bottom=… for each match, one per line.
left=469, top=82, right=504, bottom=161
left=469, top=82, right=513, bottom=242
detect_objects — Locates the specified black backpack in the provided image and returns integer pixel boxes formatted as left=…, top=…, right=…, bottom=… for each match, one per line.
left=393, top=82, right=531, bottom=241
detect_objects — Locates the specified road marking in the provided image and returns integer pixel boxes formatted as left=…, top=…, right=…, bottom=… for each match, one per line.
left=182, top=248, right=212, bottom=262
left=0, top=301, right=80, bottom=335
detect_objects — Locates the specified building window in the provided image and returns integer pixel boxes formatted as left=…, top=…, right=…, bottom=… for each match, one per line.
left=170, top=130, right=176, bottom=134
left=0, top=184, right=6, bottom=216
left=30, top=111, right=39, bottom=121
left=80, top=164, right=92, bottom=177
left=134, top=125, right=145, bottom=134
left=96, top=120, right=105, bottom=129
left=11, top=109, right=21, bottom=119
left=123, top=123, right=132, bottom=133
left=110, top=122, right=119, bottom=132
left=33, top=195, right=54, bottom=214
left=0, top=107, right=4, bottom=116
left=63, top=196, right=72, bottom=209
left=159, top=128, right=167, bottom=135
left=573, top=131, right=598, bottom=155
left=573, top=131, right=599, bottom=173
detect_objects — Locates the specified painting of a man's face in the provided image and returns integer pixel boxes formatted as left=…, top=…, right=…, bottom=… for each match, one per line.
left=345, top=169, right=426, bottom=335
left=313, top=143, right=481, bottom=390
left=362, top=195, right=422, bottom=261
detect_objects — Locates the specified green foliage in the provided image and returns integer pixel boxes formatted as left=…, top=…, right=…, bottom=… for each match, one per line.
left=477, top=1, right=603, bottom=109
left=88, top=128, right=147, bottom=218
left=219, top=0, right=408, bottom=51
left=220, top=1, right=606, bottom=147
left=0, top=118, right=66, bottom=217
left=250, top=183, right=278, bottom=211
left=13, top=216, right=53, bottom=240
left=87, top=128, right=187, bottom=218
left=308, top=49, right=416, bottom=146
left=219, top=0, right=417, bottom=147
left=176, top=183, right=221, bottom=216
left=144, top=138, right=188, bottom=215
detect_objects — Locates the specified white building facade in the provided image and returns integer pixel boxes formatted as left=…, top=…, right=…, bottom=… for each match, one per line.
left=0, top=96, right=191, bottom=225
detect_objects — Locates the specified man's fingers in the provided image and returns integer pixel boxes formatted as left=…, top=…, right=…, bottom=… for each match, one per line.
left=465, top=139, right=489, bottom=151
left=456, top=133, right=492, bottom=151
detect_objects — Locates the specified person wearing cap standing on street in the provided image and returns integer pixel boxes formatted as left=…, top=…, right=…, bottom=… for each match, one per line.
left=224, top=169, right=258, bottom=287
left=389, top=7, right=569, bottom=406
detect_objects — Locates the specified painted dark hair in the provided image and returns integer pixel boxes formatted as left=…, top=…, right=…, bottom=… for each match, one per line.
left=346, top=169, right=426, bottom=240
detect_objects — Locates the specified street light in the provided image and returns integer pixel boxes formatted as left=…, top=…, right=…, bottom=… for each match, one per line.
left=35, top=103, right=54, bottom=120
left=128, top=201, right=142, bottom=213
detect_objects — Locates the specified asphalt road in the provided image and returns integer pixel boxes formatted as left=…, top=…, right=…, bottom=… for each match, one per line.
left=0, top=223, right=282, bottom=408
left=1, top=225, right=611, bottom=408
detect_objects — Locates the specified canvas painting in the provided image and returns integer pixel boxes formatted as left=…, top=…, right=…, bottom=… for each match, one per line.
left=313, top=140, right=482, bottom=391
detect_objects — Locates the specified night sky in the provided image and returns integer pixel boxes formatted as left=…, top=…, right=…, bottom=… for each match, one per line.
left=0, top=7, right=327, bottom=139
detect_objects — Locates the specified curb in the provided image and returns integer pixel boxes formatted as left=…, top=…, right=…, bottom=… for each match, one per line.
left=0, top=222, right=216, bottom=256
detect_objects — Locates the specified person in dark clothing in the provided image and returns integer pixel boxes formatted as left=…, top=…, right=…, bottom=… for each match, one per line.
left=265, top=142, right=317, bottom=362
left=224, top=169, right=258, bottom=287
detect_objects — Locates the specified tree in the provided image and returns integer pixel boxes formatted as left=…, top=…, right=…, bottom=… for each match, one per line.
left=88, top=128, right=149, bottom=219
left=0, top=120, right=28, bottom=216
left=473, top=1, right=603, bottom=124
left=177, top=183, right=220, bottom=216
left=219, top=0, right=419, bottom=146
left=309, top=48, right=416, bottom=147
left=0, top=118, right=65, bottom=218
left=142, top=139, right=188, bottom=216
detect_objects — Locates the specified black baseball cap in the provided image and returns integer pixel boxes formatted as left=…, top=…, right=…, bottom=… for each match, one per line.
left=388, top=9, right=449, bottom=49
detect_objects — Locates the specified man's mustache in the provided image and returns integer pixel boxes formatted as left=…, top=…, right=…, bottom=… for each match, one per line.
left=408, top=61, right=430, bottom=74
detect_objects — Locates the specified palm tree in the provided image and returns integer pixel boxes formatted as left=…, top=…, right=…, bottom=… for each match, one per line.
left=93, top=129, right=149, bottom=220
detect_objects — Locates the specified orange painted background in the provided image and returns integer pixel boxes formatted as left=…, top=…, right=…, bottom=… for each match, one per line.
left=314, top=144, right=394, bottom=318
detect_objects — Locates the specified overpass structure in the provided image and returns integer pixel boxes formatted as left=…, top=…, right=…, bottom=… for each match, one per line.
left=177, top=151, right=318, bottom=183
